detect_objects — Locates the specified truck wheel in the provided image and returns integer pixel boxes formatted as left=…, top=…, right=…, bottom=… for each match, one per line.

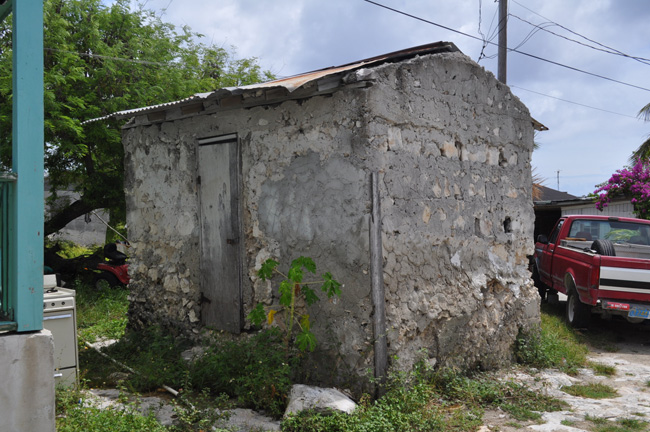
left=566, top=289, right=591, bottom=328
left=95, top=273, right=119, bottom=290
left=591, top=239, right=616, bottom=256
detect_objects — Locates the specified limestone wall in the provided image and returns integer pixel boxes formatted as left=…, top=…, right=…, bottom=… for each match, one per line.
left=122, top=50, right=539, bottom=384
left=359, top=53, right=539, bottom=370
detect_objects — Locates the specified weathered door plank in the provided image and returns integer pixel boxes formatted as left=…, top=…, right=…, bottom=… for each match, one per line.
left=197, top=138, right=242, bottom=333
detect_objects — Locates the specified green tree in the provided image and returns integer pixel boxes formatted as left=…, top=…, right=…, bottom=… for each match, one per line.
left=631, top=103, right=650, bottom=162
left=0, top=0, right=273, bottom=236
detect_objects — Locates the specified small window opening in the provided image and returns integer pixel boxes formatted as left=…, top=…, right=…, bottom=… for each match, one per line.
left=503, top=217, right=512, bottom=233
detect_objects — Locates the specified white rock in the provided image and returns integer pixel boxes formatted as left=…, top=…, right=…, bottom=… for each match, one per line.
left=216, top=408, right=281, bottom=432
left=284, top=384, right=357, bottom=417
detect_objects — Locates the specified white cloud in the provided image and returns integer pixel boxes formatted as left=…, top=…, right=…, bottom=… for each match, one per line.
left=116, top=0, right=650, bottom=196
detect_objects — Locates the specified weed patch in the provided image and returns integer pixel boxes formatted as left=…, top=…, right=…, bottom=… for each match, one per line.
left=189, top=328, right=296, bottom=418
left=562, top=383, right=619, bottom=399
left=80, top=327, right=190, bottom=391
left=56, top=386, right=166, bottom=432
left=429, top=369, right=567, bottom=421
left=515, top=312, right=589, bottom=374
left=590, top=362, right=617, bottom=377
left=586, top=415, right=648, bottom=432
left=283, top=367, right=567, bottom=432
left=75, top=279, right=129, bottom=343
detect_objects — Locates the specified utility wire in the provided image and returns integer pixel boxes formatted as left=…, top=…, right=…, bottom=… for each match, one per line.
left=477, top=0, right=500, bottom=62
left=510, top=85, right=638, bottom=119
left=511, top=0, right=650, bottom=65
left=44, top=47, right=176, bottom=67
left=362, top=0, right=650, bottom=93
left=508, top=13, right=650, bottom=66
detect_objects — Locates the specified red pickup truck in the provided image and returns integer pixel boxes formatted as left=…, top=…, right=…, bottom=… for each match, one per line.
left=533, top=215, right=650, bottom=327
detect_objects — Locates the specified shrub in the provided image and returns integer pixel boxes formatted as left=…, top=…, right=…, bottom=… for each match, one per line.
left=189, top=328, right=296, bottom=418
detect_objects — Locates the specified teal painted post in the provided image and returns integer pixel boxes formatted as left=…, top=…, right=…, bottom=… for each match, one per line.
left=12, top=0, right=44, bottom=332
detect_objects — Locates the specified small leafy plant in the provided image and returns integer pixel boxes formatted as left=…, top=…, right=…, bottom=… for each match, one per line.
left=248, top=256, right=342, bottom=352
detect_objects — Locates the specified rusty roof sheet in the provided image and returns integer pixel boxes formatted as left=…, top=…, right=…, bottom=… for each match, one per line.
left=229, top=41, right=459, bottom=93
left=83, top=42, right=459, bottom=124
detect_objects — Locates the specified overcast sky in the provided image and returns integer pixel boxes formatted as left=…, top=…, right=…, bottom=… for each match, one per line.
left=125, top=0, right=650, bottom=197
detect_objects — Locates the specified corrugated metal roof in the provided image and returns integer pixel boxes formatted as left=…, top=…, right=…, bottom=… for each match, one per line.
left=82, top=93, right=211, bottom=125
left=83, top=41, right=459, bottom=124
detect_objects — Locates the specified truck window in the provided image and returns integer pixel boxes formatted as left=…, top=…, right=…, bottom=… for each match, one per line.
left=548, top=219, right=564, bottom=244
left=563, top=219, right=650, bottom=245
left=606, top=221, right=650, bottom=244
left=568, top=221, right=597, bottom=240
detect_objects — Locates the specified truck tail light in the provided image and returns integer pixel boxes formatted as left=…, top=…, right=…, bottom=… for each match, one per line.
left=588, top=254, right=601, bottom=290
left=589, top=261, right=600, bottom=290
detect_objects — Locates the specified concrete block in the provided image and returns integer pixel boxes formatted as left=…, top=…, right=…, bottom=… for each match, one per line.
left=0, top=330, right=55, bottom=432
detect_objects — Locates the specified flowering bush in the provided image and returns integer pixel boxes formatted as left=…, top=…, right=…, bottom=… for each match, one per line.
left=594, top=160, right=650, bottom=219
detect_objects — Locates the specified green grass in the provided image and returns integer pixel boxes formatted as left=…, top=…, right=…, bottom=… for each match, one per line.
left=80, top=326, right=190, bottom=391
left=56, top=386, right=167, bottom=432
left=75, top=279, right=129, bottom=343
left=71, top=260, right=603, bottom=432
left=515, top=310, right=590, bottom=374
left=586, top=415, right=649, bottom=432
left=562, top=383, right=619, bottom=399
left=428, top=368, right=567, bottom=422
left=590, top=362, right=617, bottom=377
left=282, top=367, right=568, bottom=431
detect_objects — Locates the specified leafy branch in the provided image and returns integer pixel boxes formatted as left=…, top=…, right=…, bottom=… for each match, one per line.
left=248, top=257, right=342, bottom=352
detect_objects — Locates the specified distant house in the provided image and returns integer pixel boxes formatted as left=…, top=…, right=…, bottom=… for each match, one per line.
left=533, top=186, right=579, bottom=239
left=44, top=178, right=107, bottom=246
left=115, top=42, right=540, bottom=386
left=533, top=185, right=634, bottom=239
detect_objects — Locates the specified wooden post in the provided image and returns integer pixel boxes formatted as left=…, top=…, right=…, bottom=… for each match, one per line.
left=12, top=0, right=44, bottom=331
left=370, top=172, right=387, bottom=390
left=498, top=0, right=507, bottom=83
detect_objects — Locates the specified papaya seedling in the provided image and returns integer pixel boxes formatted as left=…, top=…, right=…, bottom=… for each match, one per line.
left=248, top=256, right=342, bottom=352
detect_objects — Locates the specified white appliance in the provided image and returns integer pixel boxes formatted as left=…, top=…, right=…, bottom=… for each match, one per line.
left=43, top=284, right=79, bottom=387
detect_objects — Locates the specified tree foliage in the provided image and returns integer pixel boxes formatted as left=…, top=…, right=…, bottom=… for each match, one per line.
left=594, top=160, right=650, bottom=219
left=631, top=103, right=650, bottom=163
left=0, top=0, right=273, bottom=236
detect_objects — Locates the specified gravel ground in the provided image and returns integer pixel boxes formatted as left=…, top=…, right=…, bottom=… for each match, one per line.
left=482, top=302, right=650, bottom=432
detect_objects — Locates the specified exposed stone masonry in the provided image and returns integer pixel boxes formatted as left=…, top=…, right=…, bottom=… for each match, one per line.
left=122, top=49, right=540, bottom=387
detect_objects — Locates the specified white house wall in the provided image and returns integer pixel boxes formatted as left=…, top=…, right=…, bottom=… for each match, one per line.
left=561, top=200, right=634, bottom=218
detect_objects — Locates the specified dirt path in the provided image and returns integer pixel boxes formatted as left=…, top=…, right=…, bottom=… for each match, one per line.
left=482, top=309, right=650, bottom=432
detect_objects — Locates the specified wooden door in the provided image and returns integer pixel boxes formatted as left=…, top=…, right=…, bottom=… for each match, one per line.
left=197, top=135, right=242, bottom=333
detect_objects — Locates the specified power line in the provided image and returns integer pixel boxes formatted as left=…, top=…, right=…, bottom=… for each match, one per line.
left=511, top=0, right=650, bottom=65
left=362, top=0, right=650, bottom=93
left=510, top=85, right=639, bottom=119
left=44, top=47, right=176, bottom=67
left=508, top=12, right=650, bottom=66
left=477, top=0, right=500, bottom=63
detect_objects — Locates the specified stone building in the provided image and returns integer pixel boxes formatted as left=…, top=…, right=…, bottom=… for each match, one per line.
left=118, top=42, right=540, bottom=385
